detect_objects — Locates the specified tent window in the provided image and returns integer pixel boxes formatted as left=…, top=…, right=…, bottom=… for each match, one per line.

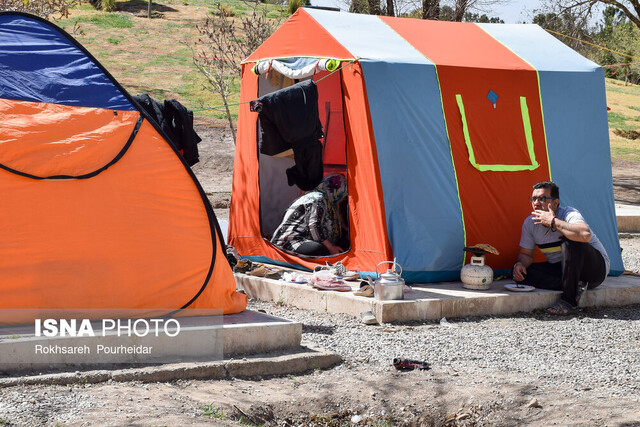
left=255, top=63, right=349, bottom=257
left=456, top=94, right=540, bottom=172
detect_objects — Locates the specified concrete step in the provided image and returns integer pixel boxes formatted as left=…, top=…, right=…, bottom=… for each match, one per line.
left=0, top=341, right=341, bottom=386
left=0, top=310, right=301, bottom=373
left=235, top=273, right=640, bottom=323
left=616, top=203, right=640, bottom=232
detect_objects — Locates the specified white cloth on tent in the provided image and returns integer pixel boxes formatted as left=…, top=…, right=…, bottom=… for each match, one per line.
left=253, top=58, right=337, bottom=80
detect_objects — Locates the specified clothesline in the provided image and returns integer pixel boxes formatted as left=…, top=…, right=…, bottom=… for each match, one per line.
left=191, top=57, right=360, bottom=113
left=544, top=28, right=640, bottom=65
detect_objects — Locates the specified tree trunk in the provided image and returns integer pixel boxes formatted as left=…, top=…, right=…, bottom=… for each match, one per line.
left=368, top=0, right=380, bottom=15
left=422, top=0, right=439, bottom=20
left=221, top=94, right=236, bottom=144
left=453, top=0, right=468, bottom=21
left=147, top=0, right=152, bottom=19
left=386, top=0, right=394, bottom=16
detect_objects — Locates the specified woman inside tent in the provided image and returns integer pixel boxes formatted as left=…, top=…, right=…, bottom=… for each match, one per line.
left=271, top=174, right=348, bottom=256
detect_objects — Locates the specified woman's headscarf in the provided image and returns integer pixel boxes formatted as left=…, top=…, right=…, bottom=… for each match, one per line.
left=316, top=174, right=347, bottom=238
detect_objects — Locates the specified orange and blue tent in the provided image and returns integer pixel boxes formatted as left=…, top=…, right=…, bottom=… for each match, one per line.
left=0, top=12, right=247, bottom=318
left=230, top=8, right=624, bottom=282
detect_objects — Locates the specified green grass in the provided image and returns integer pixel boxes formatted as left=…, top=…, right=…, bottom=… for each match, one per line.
left=74, top=13, right=133, bottom=28
left=605, top=79, right=640, bottom=161
left=54, top=0, right=287, bottom=121
left=200, top=403, right=225, bottom=418
left=610, top=143, right=640, bottom=162
left=607, top=111, right=637, bottom=130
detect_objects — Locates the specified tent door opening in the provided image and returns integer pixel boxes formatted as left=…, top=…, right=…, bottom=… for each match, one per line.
left=254, top=60, right=349, bottom=257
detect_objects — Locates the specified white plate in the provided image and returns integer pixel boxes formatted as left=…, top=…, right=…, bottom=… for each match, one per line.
left=504, top=284, right=535, bottom=292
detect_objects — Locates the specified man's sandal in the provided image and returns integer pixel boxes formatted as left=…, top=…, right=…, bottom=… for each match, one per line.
left=545, top=299, right=574, bottom=316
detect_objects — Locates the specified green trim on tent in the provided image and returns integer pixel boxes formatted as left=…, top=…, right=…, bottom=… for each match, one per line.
left=455, top=94, right=540, bottom=172
left=434, top=70, right=467, bottom=269
left=241, top=56, right=354, bottom=65
left=474, top=25, right=553, bottom=180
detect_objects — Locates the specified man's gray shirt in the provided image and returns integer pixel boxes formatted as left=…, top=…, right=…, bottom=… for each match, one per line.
left=519, top=205, right=610, bottom=276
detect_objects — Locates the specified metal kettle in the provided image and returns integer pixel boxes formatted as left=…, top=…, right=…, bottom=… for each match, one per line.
left=374, top=260, right=405, bottom=300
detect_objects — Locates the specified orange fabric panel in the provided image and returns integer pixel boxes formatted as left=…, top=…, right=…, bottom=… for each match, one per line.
left=382, top=19, right=551, bottom=269
left=379, top=17, right=530, bottom=69
left=229, top=64, right=392, bottom=273
left=0, top=119, right=245, bottom=314
left=0, top=99, right=139, bottom=177
left=315, top=69, right=347, bottom=168
left=245, top=8, right=354, bottom=63
left=229, top=64, right=261, bottom=252
left=441, top=78, right=551, bottom=269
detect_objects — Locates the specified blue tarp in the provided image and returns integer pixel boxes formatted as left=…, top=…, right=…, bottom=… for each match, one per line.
left=0, top=13, right=133, bottom=110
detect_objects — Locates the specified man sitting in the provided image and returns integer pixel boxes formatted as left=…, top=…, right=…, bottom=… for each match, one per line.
left=512, top=181, right=610, bottom=315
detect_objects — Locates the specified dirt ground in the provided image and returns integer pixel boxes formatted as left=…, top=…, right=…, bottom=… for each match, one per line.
left=2, top=121, right=639, bottom=427
left=4, top=365, right=640, bottom=426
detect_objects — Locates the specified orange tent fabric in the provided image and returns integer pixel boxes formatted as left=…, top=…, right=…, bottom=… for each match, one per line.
left=0, top=13, right=246, bottom=322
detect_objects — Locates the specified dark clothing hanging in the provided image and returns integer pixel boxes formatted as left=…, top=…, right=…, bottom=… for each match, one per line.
left=250, top=80, right=324, bottom=190
left=286, top=138, right=324, bottom=191
left=134, top=94, right=201, bottom=167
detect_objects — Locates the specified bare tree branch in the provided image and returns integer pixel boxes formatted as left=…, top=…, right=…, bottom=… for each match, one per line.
left=191, top=1, right=282, bottom=142
left=555, top=0, right=640, bottom=29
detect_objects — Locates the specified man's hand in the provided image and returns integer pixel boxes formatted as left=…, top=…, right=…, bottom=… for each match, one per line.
left=532, top=209, right=555, bottom=228
left=513, top=261, right=527, bottom=282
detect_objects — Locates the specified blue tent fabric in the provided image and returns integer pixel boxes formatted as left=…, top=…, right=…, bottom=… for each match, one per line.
left=362, top=61, right=465, bottom=281
left=0, top=13, right=133, bottom=110
left=311, top=10, right=466, bottom=280
left=479, top=23, right=623, bottom=275
left=539, top=70, right=622, bottom=274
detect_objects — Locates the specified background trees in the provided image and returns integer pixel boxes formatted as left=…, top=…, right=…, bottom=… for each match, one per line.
left=532, top=3, right=640, bottom=85
left=551, top=0, right=640, bottom=29
left=0, top=0, right=76, bottom=19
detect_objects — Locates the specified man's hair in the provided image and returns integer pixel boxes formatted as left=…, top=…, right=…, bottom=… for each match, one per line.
left=533, top=181, right=559, bottom=199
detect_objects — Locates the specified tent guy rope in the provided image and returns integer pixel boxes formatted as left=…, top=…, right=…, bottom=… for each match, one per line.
left=191, top=57, right=360, bottom=113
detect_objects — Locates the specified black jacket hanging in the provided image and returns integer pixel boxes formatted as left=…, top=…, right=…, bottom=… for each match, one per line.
left=134, top=94, right=202, bottom=167
left=250, top=80, right=324, bottom=190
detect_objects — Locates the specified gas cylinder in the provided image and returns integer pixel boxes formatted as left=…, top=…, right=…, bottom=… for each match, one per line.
left=460, top=255, right=493, bottom=290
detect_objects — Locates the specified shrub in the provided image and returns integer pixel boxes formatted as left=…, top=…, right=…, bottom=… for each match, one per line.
left=288, top=0, right=303, bottom=15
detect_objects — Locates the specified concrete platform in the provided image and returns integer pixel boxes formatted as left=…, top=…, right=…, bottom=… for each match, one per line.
left=236, top=273, right=640, bottom=323
left=0, top=341, right=341, bottom=386
left=0, top=310, right=303, bottom=373
left=616, top=203, right=640, bottom=232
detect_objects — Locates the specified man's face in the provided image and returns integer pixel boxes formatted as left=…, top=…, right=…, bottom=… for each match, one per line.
left=530, top=188, right=558, bottom=212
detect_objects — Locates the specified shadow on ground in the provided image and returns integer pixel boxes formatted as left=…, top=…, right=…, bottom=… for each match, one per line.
left=116, top=0, right=178, bottom=14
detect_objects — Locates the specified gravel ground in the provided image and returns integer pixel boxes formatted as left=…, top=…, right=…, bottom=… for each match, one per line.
left=0, top=245, right=638, bottom=427
left=249, top=234, right=640, bottom=400
left=620, top=233, right=640, bottom=273
left=249, top=300, right=640, bottom=395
